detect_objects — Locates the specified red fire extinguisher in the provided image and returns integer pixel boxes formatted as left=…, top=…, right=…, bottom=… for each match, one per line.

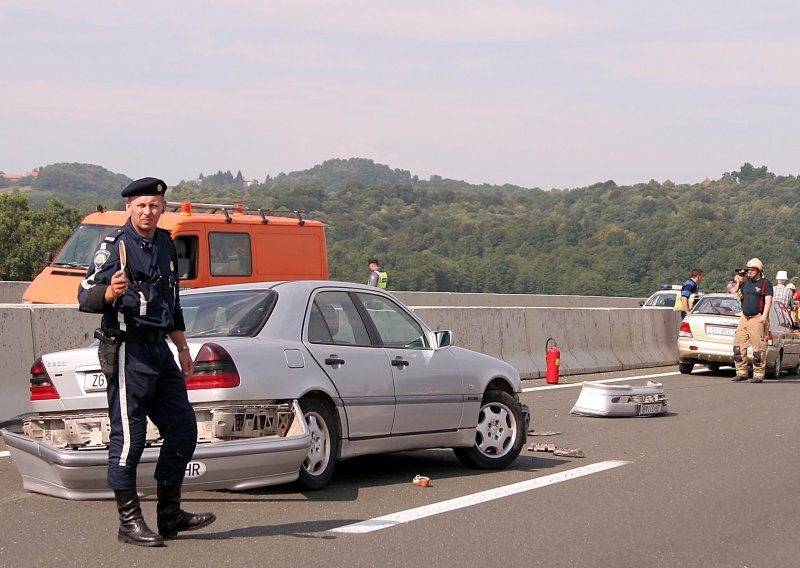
left=546, top=337, right=560, bottom=384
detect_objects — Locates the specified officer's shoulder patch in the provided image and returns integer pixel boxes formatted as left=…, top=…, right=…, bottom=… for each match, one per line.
left=93, top=249, right=111, bottom=270
left=103, top=230, right=123, bottom=244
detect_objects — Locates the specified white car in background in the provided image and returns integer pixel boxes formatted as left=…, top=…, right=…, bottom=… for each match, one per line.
left=2, top=281, right=529, bottom=500
left=641, top=285, right=703, bottom=310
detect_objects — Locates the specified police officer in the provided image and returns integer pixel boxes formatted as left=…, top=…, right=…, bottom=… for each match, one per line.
left=729, top=257, right=773, bottom=383
left=367, top=258, right=388, bottom=288
left=79, top=177, right=215, bottom=546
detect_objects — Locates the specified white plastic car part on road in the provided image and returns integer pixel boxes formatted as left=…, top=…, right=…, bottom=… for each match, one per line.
left=570, top=381, right=668, bottom=417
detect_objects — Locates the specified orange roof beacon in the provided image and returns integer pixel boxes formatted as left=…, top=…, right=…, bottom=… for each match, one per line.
left=22, top=202, right=329, bottom=304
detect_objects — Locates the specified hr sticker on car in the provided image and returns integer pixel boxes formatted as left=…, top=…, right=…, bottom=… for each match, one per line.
left=185, top=461, right=207, bottom=478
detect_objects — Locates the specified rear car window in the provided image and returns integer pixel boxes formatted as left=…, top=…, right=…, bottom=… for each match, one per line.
left=692, top=296, right=741, bottom=316
left=182, top=290, right=276, bottom=337
left=307, top=291, right=372, bottom=346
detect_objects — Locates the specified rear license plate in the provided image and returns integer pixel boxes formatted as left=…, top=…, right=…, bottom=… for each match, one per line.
left=84, top=372, right=107, bottom=392
left=639, top=403, right=663, bottom=415
left=707, top=326, right=736, bottom=337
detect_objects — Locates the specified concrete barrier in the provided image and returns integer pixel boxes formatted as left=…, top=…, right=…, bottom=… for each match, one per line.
left=0, top=302, right=679, bottom=422
left=0, top=306, right=35, bottom=422
left=0, top=281, right=30, bottom=303
left=412, top=306, right=678, bottom=380
left=393, top=291, right=643, bottom=309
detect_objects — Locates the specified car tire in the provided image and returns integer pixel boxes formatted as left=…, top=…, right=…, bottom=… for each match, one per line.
left=678, top=361, right=694, bottom=374
left=453, top=390, right=525, bottom=470
left=706, top=363, right=721, bottom=373
left=768, top=351, right=783, bottom=380
left=297, top=397, right=339, bottom=490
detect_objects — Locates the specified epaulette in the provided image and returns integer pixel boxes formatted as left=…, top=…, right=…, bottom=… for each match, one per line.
left=102, top=229, right=124, bottom=244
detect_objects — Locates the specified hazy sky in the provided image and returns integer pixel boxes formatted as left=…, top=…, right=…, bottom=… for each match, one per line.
left=3, top=1, right=799, bottom=189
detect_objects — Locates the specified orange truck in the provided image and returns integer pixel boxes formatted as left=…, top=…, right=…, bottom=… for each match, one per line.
left=22, top=201, right=329, bottom=304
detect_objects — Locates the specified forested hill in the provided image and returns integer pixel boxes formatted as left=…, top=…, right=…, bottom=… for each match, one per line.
left=2, top=160, right=798, bottom=296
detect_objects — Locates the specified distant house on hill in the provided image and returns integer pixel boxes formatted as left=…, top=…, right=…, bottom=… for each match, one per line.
left=1, top=170, right=38, bottom=181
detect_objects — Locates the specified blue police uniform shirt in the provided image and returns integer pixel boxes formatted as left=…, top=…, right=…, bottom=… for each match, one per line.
left=78, top=219, right=185, bottom=332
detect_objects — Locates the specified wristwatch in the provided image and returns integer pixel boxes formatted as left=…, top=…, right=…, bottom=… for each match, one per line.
left=176, top=345, right=190, bottom=353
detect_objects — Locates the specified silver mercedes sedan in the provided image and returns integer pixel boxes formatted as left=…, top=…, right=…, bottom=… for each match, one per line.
left=3, top=281, right=529, bottom=499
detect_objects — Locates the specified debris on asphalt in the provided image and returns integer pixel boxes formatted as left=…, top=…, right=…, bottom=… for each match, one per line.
left=527, top=442, right=585, bottom=458
left=530, top=430, right=561, bottom=436
left=412, top=475, right=431, bottom=487
left=552, top=447, right=585, bottom=458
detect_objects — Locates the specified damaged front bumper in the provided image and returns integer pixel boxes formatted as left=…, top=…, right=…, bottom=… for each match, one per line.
left=570, top=381, right=668, bottom=417
left=1, top=401, right=311, bottom=500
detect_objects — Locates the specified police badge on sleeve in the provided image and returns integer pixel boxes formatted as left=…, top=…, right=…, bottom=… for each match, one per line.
left=93, top=249, right=110, bottom=271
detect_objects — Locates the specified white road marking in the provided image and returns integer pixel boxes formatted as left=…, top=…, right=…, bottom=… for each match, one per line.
left=330, top=460, right=630, bottom=534
left=522, top=370, right=681, bottom=392
left=0, top=451, right=10, bottom=458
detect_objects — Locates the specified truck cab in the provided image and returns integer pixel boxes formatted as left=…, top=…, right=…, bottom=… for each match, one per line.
left=22, top=202, right=328, bottom=304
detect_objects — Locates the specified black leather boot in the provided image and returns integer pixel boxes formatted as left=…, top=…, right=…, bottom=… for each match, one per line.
left=115, top=489, right=164, bottom=547
left=156, top=482, right=216, bottom=538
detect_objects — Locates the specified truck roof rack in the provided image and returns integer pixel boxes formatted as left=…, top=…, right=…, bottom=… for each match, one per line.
left=165, top=201, right=305, bottom=225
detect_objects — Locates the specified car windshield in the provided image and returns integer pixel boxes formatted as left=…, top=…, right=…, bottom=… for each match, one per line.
left=53, top=224, right=122, bottom=267
left=692, top=296, right=742, bottom=317
left=182, top=290, right=277, bottom=337
left=645, top=292, right=676, bottom=307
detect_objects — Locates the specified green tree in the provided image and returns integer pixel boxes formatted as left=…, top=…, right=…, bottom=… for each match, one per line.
left=0, top=194, right=82, bottom=280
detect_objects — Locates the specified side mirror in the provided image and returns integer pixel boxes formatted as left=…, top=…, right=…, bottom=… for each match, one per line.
left=434, top=330, right=452, bottom=348
left=43, top=251, right=52, bottom=266
left=639, top=300, right=645, bottom=307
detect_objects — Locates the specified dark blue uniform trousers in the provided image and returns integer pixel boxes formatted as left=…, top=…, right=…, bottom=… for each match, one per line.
left=106, top=341, right=197, bottom=490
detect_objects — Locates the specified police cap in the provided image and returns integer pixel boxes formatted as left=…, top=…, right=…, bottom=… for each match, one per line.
left=121, top=177, right=167, bottom=198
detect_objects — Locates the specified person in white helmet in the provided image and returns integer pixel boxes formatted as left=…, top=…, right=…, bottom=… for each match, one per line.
left=729, top=258, right=773, bottom=383
left=773, top=270, right=792, bottom=308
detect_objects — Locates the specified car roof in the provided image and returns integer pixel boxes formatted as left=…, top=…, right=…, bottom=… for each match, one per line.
left=180, top=280, right=383, bottom=296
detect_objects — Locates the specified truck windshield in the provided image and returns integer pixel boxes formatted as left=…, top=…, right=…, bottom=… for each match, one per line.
left=53, top=224, right=122, bottom=268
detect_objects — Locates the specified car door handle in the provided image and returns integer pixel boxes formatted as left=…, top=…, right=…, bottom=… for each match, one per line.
left=391, top=358, right=409, bottom=367
left=325, top=357, right=345, bottom=366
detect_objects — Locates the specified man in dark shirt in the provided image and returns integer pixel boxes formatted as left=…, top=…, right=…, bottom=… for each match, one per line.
left=729, top=258, right=773, bottom=383
left=679, top=268, right=704, bottom=318
left=79, top=177, right=215, bottom=546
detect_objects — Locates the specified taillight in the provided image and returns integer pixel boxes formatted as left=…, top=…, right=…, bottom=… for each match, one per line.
left=678, top=321, right=693, bottom=338
left=30, top=357, right=60, bottom=400
left=767, top=331, right=773, bottom=346
left=186, top=343, right=240, bottom=390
